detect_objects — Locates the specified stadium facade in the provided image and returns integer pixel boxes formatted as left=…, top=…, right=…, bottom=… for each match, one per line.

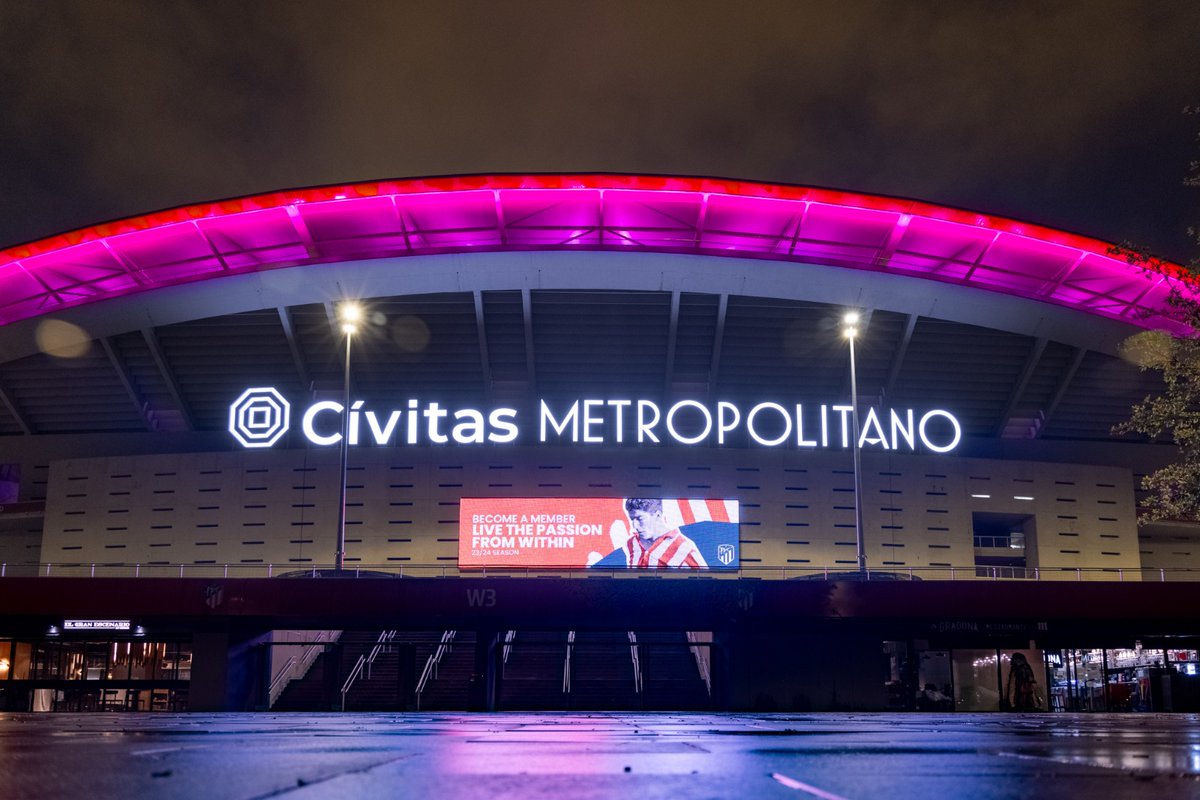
left=0, top=174, right=1197, bottom=713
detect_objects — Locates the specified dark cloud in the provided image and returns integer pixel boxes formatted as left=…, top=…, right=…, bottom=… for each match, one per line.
left=1, top=0, right=1196, bottom=260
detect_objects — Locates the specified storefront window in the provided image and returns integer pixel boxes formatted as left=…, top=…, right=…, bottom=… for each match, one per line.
left=1000, top=649, right=1047, bottom=712
left=31, top=643, right=61, bottom=679
left=10, top=642, right=31, bottom=680
left=951, top=649, right=1001, bottom=711
left=917, top=650, right=952, bottom=711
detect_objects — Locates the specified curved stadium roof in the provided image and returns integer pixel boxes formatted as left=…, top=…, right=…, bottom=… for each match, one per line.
left=0, top=174, right=1189, bottom=332
left=0, top=175, right=1183, bottom=442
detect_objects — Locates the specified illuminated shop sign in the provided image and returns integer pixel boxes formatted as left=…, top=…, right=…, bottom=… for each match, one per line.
left=460, top=497, right=740, bottom=570
left=63, top=619, right=131, bottom=631
left=229, top=388, right=961, bottom=453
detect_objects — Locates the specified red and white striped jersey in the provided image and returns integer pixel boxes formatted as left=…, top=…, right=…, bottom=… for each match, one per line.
left=662, top=498, right=738, bottom=526
left=622, top=528, right=708, bottom=569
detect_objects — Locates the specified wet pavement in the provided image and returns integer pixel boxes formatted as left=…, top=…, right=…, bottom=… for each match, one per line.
left=3, top=712, right=1200, bottom=799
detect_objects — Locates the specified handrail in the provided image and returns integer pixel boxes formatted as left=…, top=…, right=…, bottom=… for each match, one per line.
left=686, top=631, right=712, bottom=695
left=340, top=630, right=396, bottom=711
left=628, top=631, right=642, bottom=693
left=268, top=656, right=296, bottom=702
left=563, top=631, right=575, bottom=693
left=269, top=629, right=339, bottom=708
left=5, top=561, right=1197, bottom=583
left=415, top=630, right=456, bottom=710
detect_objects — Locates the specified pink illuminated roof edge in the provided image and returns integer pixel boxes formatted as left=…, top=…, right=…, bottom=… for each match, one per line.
left=0, top=173, right=1190, bottom=332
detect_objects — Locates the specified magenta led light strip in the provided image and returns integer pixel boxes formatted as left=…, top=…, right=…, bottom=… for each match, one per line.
left=0, top=174, right=1188, bottom=332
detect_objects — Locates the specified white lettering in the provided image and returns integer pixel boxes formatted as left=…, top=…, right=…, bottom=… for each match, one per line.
left=424, top=402, right=449, bottom=444
left=407, top=399, right=419, bottom=444
left=365, top=410, right=402, bottom=445
left=747, top=402, right=791, bottom=446
left=607, top=399, right=631, bottom=443
left=540, top=400, right=579, bottom=441
left=582, top=399, right=604, bottom=443
left=795, top=404, right=817, bottom=447
left=717, top=401, right=740, bottom=445
left=919, top=409, right=962, bottom=453
left=890, top=408, right=915, bottom=451
left=301, top=401, right=342, bottom=445
left=349, top=399, right=364, bottom=445
left=488, top=408, right=518, bottom=443
left=452, top=409, right=485, bottom=444
left=637, top=400, right=661, bottom=443
left=666, top=400, right=712, bottom=445
left=832, top=405, right=853, bottom=448
left=859, top=407, right=889, bottom=449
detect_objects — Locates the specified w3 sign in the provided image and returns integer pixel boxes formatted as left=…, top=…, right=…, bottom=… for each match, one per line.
left=466, top=588, right=497, bottom=608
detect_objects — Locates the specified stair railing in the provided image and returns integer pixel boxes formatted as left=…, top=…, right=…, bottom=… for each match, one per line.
left=415, top=630, right=457, bottom=710
left=340, top=630, right=396, bottom=711
left=562, top=631, right=575, bottom=693
left=268, top=656, right=297, bottom=707
left=628, top=631, right=642, bottom=693
left=686, top=631, right=712, bottom=695
left=502, top=630, right=516, bottom=665
left=268, top=630, right=339, bottom=708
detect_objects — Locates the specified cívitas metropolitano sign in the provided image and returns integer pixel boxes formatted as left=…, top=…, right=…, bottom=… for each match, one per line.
left=229, top=387, right=962, bottom=453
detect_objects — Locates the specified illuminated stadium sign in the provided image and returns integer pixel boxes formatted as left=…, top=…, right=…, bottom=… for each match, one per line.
left=459, top=497, right=740, bottom=570
left=229, top=389, right=962, bottom=453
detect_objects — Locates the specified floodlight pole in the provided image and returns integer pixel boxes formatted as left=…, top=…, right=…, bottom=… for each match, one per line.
left=335, top=322, right=353, bottom=574
left=845, top=319, right=867, bottom=575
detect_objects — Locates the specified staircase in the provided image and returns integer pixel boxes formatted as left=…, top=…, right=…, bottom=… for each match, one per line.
left=416, top=631, right=475, bottom=710
left=637, top=631, right=712, bottom=710
left=273, top=631, right=411, bottom=711
left=568, top=630, right=641, bottom=710
left=273, top=628, right=712, bottom=711
left=499, top=631, right=570, bottom=710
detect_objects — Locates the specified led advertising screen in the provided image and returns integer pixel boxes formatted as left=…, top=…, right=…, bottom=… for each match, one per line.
left=460, top=497, right=740, bottom=570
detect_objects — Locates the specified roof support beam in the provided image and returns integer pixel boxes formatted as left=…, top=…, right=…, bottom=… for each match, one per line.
left=474, top=291, right=493, bottom=398
left=664, top=291, right=681, bottom=394
left=277, top=306, right=312, bottom=391
left=100, top=337, right=154, bottom=431
left=993, top=337, right=1048, bottom=437
left=0, top=375, right=32, bottom=435
left=882, top=314, right=918, bottom=400
left=1037, top=347, right=1088, bottom=438
left=286, top=205, right=320, bottom=258
left=521, top=289, right=536, bottom=393
left=708, top=294, right=729, bottom=398
left=872, top=214, right=912, bottom=266
left=141, top=328, right=195, bottom=431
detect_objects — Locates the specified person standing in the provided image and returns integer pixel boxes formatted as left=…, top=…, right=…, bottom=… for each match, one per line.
left=1006, top=652, right=1041, bottom=711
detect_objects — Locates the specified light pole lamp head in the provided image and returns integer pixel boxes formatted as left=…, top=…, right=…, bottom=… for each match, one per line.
left=842, top=310, right=861, bottom=340
left=339, top=301, right=362, bottom=334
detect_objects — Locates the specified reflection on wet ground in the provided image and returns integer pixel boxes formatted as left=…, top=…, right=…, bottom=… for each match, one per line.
left=3, top=712, right=1200, bottom=799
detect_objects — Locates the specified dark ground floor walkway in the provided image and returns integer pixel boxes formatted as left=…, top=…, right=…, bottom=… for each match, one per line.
left=3, top=712, right=1200, bottom=798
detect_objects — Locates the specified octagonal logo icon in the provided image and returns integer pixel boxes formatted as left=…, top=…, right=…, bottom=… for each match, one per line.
left=229, top=387, right=291, bottom=448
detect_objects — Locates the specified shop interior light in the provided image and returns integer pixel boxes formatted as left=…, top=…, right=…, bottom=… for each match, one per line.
left=1014, top=495, right=1035, bottom=501
left=971, top=493, right=991, bottom=499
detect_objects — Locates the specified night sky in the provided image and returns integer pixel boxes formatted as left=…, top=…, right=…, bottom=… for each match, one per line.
left=1, top=1, right=1197, bottom=261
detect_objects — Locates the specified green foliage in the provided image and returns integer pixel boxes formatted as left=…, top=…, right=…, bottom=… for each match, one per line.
left=1114, top=115, right=1200, bottom=522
